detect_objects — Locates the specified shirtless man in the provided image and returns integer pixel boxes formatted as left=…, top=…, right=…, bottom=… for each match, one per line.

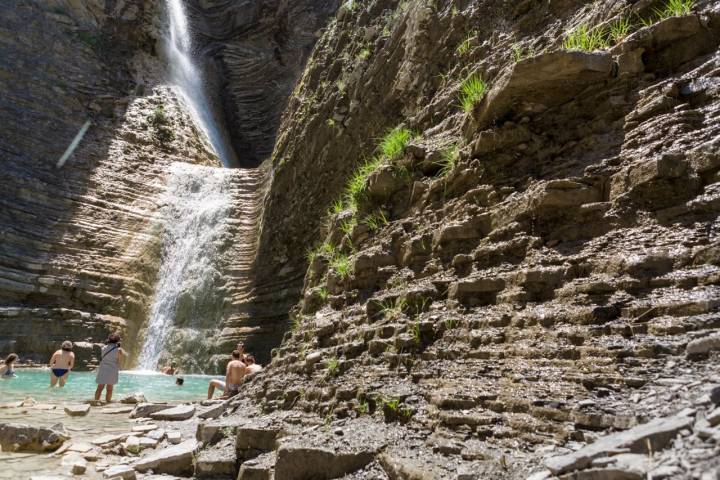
left=49, top=341, right=75, bottom=387
left=245, top=355, right=263, bottom=376
left=207, top=350, right=247, bottom=399
left=161, top=361, right=177, bottom=375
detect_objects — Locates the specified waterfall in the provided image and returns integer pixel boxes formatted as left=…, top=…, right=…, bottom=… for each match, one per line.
left=137, top=163, right=236, bottom=370
left=164, top=0, right=238, bottom=167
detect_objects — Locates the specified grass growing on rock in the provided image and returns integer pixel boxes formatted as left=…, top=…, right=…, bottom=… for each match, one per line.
left=609, top=18, right=631, bottom=43
left=330, top=253, right=353, bottom=279
left=363, top=211, right=389, bottom=231
left=459, top=74, right=487, bottom=113
left=656, top=0, right=694, bottom=18
left=438, top=145, right=459, bottom=177
left=562, top=24, right=609, bottom=51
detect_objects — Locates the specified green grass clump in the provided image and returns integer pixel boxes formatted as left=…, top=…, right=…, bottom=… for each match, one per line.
left=150, top=106, right=168, bottom=126
left=511, top=44, right=535, bottom=62
left=411, top=322, right=422, bottom=344
left=378, top=126, right=414, bottom=161
left=655, top=0, right=694, bottom=18
left=376, top=298, right=407, bottom=320
left=456, top=34, right=474, bottom=55
left=562, top=24, right=609, bottom=51
left=459, top=74, right=487, bottom=113
left=318, top=287, right=329, bottom=300
left=609, top=18, right=631, bottom=43
left=363, top=211, right=389, bottom=231
left=331, top=253, right=353, bottom=279
left=439, top=145, right=459, bottom=177
left=327, top=357, right=340, bottom=376
left=384, top=397, right=400, bottom=411
left=358, top=47, right=371, bottom=60
left=340, top=217, right=357, bottom=236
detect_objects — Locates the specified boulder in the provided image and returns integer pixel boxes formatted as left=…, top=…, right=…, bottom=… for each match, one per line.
left=238, top=451, right=276, bottom=480
left=149, top=404, right=196, bottom=421
left=195, top=441, right=237, bottom=478
left=102, top=465, right=136, bottom=480
left=545, top=415, right=693, bottom=475
left=463, top=51, right=613, bottom=139
left=0, top=423, right=68, bottom=452
left=167, top=430, right=182, bottom=444
left=64, top=404, right=90, bottom=417
left=686, top=334, right=720, bottom=358
left=274, top=443, right=375, bottom=480
left=71, top=460, right=88, bottom=475
left=130, top=403, right=172, bottom=419
left=198, top=402, right=227, bottom=420
left=120, top=392, right=146, bottom=404
left=133, top=439, right=199, bottom=476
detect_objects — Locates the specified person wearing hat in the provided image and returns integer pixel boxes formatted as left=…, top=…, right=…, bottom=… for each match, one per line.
left=49, top=340, right=75, bottom=387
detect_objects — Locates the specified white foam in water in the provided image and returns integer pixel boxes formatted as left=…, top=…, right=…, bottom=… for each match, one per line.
left=138, top=163, right=236, bottom=370
left=165, top=0, right=237, bottom=167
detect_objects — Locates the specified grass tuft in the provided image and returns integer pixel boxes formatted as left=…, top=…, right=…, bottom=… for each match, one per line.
left=562, top=24, right=609, bottom=51
left=609, top=18, right=631, bottom=43
left=330, top=253, right=353, bottom=279
left=656, top=0, right=694, bottom=18
left=378, top=126, right=414, bottom=161
left=364, top=211, right=389, bottom=232
left=459, top=74, right=487, bottom=113
left=438, top=145, right=459, bottom=177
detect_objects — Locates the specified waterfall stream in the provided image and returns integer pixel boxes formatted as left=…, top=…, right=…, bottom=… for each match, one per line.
left=137, top=163, right=236, bottom=370
left=164, top=0, right=238, bottom=167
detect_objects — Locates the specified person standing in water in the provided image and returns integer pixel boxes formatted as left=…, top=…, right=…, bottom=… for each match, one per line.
left=49, top=341, right=75, bottom=387
left=0, top=353, right=18, bottom=379
left=94, top=333, right=125, bottom=403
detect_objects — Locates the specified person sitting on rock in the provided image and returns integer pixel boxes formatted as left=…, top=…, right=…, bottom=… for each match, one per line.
left=49, top=340, right=75, bottom=387
left=161, top=361, right=177, bottom=375
left=207, top=350, right=247, bottom=399
left=244, top=355, right=263, bottom=376
left=236, top=342, right=249, bottom=362
left=1, top=353, right=18, bottom=379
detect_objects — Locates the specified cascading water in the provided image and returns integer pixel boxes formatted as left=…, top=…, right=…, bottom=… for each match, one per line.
left=137, top=163, right=236, bottom=370
left=164, top=0, right=238, bottom=167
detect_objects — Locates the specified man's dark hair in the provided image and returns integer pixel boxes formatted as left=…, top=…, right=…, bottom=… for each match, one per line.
left=107, top=333, right=121, bottom=344
left=175, top=377, right=184, bottom=386
left=231, top=350, right=241, bottom=359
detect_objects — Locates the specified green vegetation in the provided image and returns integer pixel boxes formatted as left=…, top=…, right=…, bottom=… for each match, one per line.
left=358, top=47, right=371, bottom=61
left=384, top=397, right=400, bottom=412
left=609, top=18, right=631, bottom=43
left=339, top=217, right=357, bottom=237
left=459, top=74, right=487, bottom=113
left=511, top=44, right=534, bottom=62
left=444, top=318, right=458, bottom=330
left=411, top=322, right=422, bottom=345
left=148, top=106, right=174, bottom=148
left=291, top=315, right=301, bottom=331
left=456, top=33, right=474, bottom=55
left=655, top=0, right=694, bottom=18
left=357, top=400, right=370, bottom=415
left=562, top=24, right=608, bottom=51
left=327, top=357, right=340, bottom=376
left=307, top=241, right=336, bottom=263
left=438, top=144, right=459, bottom=177
left=363, top=211, right=389, bottom=232
left=377, top=297, right=407, bottom=320
left=330, top=253, right=353, bottom=279
left=379, top=126, right=414, bottom=161
left=318, top=286, right=329, bottom=301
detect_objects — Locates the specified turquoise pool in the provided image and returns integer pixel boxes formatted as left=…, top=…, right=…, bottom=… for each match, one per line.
left=0, top=369, right=217, bottom=403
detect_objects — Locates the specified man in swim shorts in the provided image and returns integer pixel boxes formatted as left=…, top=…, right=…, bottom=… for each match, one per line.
left=49, top=340, right=75, bottom=387
left=207, top=350, right=247, bottom=399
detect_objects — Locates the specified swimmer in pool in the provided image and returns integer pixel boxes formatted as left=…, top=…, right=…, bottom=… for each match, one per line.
left=1, top=353, right=18, bottom=379
left=49, top=341, right=75, bottom=387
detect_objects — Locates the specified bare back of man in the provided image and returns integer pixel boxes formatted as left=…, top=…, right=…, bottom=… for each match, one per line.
left=49, top=344, right=75, bottom=387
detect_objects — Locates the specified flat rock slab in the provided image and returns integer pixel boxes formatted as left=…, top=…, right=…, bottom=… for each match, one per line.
left=91, top=433, right=129, bottom=446
left=238, top=451, right=276, bottom=480
left=103, top=465, right=137, bottom=479
left=545, top=415, right=694, bottom=475
left=198, top=402, right=227, bottom=420
left=130, top=403, right=172, bottom=419
left=149, top=404, right=195, bottom=421
left=195, top=440, right=237, bottom=478
left=103, top=406, right=134, bottom=415
left=133, top=439, right=199, bottom=475
left=64, top=404, right=91, bottom=417
left=0, top=423, right=69, bottom=452
left=131, top=424, right=158, bottom=433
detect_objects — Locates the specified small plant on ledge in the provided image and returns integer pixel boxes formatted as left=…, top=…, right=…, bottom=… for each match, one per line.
left=459, top=74, right=487, bottom=113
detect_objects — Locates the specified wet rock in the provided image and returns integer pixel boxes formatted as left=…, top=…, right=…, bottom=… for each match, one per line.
left=133, top=439, right=199, bottom=476
left=546, top=414, right=693, bottom=474
left=149, top=404, right=195, bottom=421
left=0, top=423, right=68, bottom=452
left=64, top=404, right=90, bottom=417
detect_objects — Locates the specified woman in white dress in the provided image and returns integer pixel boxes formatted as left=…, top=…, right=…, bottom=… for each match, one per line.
left=94, top=333, right=125, bottom=402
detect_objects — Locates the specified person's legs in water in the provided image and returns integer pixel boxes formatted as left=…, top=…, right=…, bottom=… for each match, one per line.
left=106, top=384, right=114, bottom=402
left=95, top=384, right=105, bottom=401
left=50, top=372, right=58, bottom=387
left=207, top=379, right=225, bottom=399
left=58, top=371, right=69, bottom=387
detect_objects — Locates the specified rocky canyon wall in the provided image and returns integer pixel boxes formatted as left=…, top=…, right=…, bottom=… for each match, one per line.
left=224, top=0, right=720, bottom=477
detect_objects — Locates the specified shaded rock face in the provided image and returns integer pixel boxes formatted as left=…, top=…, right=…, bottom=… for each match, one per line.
left=187, top=0, right=341, bottom=167
left=0, top=0, right=336, bottom=369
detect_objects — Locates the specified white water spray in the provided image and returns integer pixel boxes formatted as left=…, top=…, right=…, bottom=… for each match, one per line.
left=164, top=0, right=237, bottom=167
left=137, top=163, right=236, bottom=370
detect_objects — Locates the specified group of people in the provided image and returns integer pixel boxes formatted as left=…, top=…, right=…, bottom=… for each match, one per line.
left=0, top=335, right=262, bottom=402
